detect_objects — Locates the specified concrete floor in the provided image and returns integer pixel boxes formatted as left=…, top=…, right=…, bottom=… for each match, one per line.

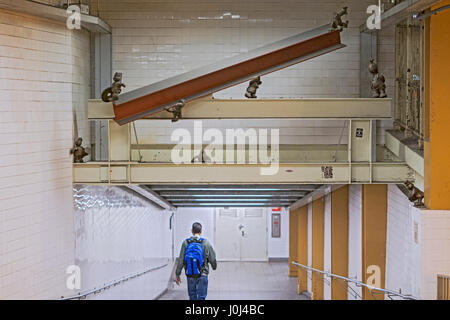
left=159, top=261, right=309, bottom=300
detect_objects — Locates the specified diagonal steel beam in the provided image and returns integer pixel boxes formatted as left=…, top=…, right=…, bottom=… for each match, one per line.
left=113, top=24, right=345, bottom=125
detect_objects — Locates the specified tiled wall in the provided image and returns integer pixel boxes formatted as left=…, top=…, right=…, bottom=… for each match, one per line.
left=420, top=210, right=450, bottom=300
left=385, top=184, right=422, bottom=299
left=95, top=0, right=394, bottom=146
left=347, top=184, right=362, bottom=300
left=0, top=9, right=90, bottom=299
left=73, top=186, right=174, bottom=300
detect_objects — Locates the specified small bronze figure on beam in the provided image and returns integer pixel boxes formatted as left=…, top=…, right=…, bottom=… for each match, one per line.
left=245, top=76, right=262, bottom=99
left=70, top=137, right=89, bottom=163
left=405, top=181, right=424, bottom=207
left=369, top=59, right=387, bottom=98
left=331, top=7, right=349, bottom=32
left=165, top=99, right=185, bottom=122
left=102, top=72, right=126, bottom=102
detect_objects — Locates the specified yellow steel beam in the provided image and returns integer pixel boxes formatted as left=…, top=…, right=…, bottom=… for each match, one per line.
left=88, top=97, right=393, bottom=120
left=73, top=162, right=414, bottom=185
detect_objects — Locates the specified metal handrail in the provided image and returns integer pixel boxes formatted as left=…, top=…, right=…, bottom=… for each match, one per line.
left=294, top=261, right=362, bottom=299
left=60, top=262, right=169, bottom=300
left=292, top=261, right=418, bottom=300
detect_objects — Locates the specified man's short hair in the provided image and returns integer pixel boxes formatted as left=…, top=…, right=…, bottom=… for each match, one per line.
left=192, top=222, right=202, bottom=234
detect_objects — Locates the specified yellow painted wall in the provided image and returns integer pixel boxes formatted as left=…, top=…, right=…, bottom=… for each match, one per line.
left=288, top=208, right=298, bottom=277
left=297, top=206, right=309, bottom=294
left=425, top=0, right=450, bottom=209
left=362, top=185, right=388, bottom=300
left=331, top=186, right=349, bottom=300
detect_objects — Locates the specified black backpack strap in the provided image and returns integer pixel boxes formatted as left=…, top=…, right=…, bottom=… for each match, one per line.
left=187, top=237, right=203, bottom=244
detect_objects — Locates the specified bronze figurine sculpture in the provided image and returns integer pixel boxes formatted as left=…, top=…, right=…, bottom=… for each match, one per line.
left=165, top=99, right=185, bottom=122
left=70, top=137, right=89, bottom=163
left=191, top=148, right=212, bottom=164
left=369, top=59, right=387, bottom=98
left=331, top=7, right=349, bottom=31
left=245, top=76, right=262, bottom=99
left=405, top=181, right=424, bottom=207
left=102, top=72, right=126, bottom=102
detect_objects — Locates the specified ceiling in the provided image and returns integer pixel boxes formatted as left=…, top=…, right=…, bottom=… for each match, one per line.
left=146, top=184, right=322, bottom=208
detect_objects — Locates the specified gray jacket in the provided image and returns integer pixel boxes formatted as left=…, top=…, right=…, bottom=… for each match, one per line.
left=175, top=236, right=217, bottom=277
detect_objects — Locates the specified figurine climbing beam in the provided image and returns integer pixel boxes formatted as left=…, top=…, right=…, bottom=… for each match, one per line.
left=112, top=24, right=346, bottom=125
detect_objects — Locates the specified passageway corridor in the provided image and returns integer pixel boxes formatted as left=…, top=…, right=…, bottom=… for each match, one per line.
left=159, top=262, right=309, bottom=300
left=1, top=0, right=450, bottom=302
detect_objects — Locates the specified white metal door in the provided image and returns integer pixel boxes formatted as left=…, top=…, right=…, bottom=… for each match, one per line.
left=214, top=208, right=241, bottom=261
left=240, top=208, right=268, bottom=261
left=215, top=208, right=267, bottom=262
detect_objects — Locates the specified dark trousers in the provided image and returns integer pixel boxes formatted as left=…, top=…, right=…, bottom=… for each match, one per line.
left=187, top=275, right=208, bottom=300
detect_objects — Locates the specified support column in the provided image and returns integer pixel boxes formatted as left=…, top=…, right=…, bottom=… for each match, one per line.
left=90, top=33, right=112, bottom=161
left=331, top=185, right=349, bottom=300
left=311, top=197, right=325, bottom=300
left=297, top=205, right=308, bottom=294
left=424, top=0, right=450, bottom=210
left=362, top=184, right=387, bottom=300
left=108, top=120, right=130, bottom=162
left=288, top=208, right=298, bottom=277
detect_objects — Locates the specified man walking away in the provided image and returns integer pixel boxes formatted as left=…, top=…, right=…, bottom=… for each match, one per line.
left=175, top=222, right=217, bottom=300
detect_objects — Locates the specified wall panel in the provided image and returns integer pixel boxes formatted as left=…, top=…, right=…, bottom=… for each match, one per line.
left=297, top=205, right=308, bottom=294
left=0, top=9, right=89, bottom=299
left=331, top=185, right=349, bottom=300
left=348, top=184, right=362, bottom=299
left=289, top=207, right=299, bottom=277
left=362, top=184, right=388, bottom=300
left=311, top=197, right=324, bottom=300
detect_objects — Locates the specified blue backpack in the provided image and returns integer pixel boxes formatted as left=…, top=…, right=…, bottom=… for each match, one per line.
left=184, top=238, right=204, bottom=277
